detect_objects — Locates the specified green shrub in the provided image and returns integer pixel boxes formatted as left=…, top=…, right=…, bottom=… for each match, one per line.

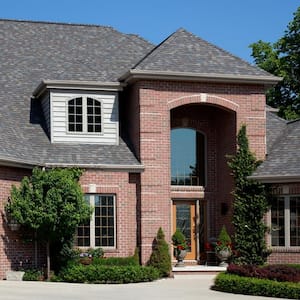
left=148, top=227, right=171, bottom=277
left=23, top=269, right=44, bottom=281
left=214, top=272, right=300, bottom=299
left=227, top=264, right=300, bottom=283
left=92, top=255, right=140, bottom=266
left=56, top=264, right=160, bottom=284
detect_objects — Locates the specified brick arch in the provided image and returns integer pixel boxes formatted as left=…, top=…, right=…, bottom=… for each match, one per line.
left=167, top=93, right=239, bottom=112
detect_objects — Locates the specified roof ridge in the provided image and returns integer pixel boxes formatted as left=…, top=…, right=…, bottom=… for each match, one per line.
left=267, top=110, right=287, bottom=124
left=131, top=28, right=180, bottom=69
left=0, top=18, right=115, bottom=30
left=287, top=118, right=300, bottom=125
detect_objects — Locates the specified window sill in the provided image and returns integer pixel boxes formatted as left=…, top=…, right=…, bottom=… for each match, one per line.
left=270, top=246, right=300, bottom=253
left=171, top=185, right=205, bottom=192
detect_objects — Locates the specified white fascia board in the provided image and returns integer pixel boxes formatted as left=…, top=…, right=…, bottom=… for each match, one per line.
left=119, top=69, right=282, bottom=86
left=33, top=80, right=125, bottom=98
left=248, top=174, right=300, bottom=183
left=44, top=162, right=144, bottom=172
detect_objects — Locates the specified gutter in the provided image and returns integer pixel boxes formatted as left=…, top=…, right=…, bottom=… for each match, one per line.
left=0, top=157, right=144, bottom=173
left=119, top=69, right=282, bottom=87
left=248, top=174, right=300, bottom=183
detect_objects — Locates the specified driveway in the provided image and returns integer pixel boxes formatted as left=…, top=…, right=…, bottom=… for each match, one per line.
left=0, top=275, right=286, bottom=300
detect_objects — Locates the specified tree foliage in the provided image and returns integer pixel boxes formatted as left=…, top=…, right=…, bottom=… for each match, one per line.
left=250, top=6, right=300, bottom=120
left=6, top=167, right=91, bottom=277
left=227, top=125, right=269, bottom=265
left=148, top=227, right=171, bottom=277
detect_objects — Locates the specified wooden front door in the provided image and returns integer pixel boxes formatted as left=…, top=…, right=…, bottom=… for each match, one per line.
left=172, top=201, right=197, bottom=260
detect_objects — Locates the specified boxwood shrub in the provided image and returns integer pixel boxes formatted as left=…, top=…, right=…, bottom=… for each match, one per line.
left=55, top=264, right=160, bottom=284
left=213, top=272, right=300, bottom=299
left=91, top=256, right=139, bottom=266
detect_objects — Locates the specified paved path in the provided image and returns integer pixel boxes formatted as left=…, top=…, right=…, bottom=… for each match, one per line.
left=0, top=275, right=286, bottom=300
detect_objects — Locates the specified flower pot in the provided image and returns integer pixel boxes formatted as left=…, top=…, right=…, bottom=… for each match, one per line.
left=216, top=248, right=231, bottom=266
left=174, top=249, right=187, bottom=267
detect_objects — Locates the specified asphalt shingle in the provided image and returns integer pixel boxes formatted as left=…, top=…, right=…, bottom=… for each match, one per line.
left=252, top=117, right=300, bottom=179
left=0, top=19, right=153, bottom=167
left=133, top=28, right=275, bottom=78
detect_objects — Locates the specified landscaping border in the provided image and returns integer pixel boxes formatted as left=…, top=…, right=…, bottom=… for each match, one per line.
left=213, top=272, right=300, bottom=299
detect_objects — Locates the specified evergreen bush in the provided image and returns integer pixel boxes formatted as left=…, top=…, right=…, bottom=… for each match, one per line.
left=227, top=125, right=269, bottom=265
left=148, top=227, right=171, bottom=277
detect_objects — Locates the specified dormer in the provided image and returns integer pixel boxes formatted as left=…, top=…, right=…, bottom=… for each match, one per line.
left=33, top=80, right=124, bottom=145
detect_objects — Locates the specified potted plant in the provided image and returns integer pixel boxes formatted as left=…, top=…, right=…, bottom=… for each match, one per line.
left=215, top=225, right=232, bottom=266
left=171, top=229, right=188, bottom=267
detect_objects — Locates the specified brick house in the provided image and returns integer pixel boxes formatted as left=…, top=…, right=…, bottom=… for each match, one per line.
left=1, top=19, right=296, bottom=278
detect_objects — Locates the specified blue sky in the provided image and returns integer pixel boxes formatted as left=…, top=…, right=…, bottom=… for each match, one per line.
left=1, top=1, right=299, bottom=62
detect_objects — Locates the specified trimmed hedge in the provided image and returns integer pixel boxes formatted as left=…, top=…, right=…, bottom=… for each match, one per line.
left=227, top=264, right=300, bottom=283
left=55, top=264, right=160, bottom=284
left=214, top=272, right=300, bottom=299
left=91, top=256, right=139, bottom=266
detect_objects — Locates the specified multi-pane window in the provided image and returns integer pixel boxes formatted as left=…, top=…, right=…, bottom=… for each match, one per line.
left=271, top=196, right=300, bottom=247
left=76, top=194, right=115, bottom=248
left=68, top=97, right=101, bottom=133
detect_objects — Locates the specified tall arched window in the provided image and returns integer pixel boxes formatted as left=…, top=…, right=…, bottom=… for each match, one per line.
left=171, top=128, right=205, bottom=186
left=68, top=97, right=101, bottom=133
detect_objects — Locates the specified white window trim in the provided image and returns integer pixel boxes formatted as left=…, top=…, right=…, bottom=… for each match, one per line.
left=66, top=96, right=103, bottom=135
left=270, top=194, right=300, bottom=248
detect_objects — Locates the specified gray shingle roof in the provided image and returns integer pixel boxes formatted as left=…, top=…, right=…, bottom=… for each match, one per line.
left=0, top=20, right=280, bottom=168
left=0, top=19, right=154, bottom=168
left=266, top=110, right=287, bottom=154
left=132, top=28, right=276, bottom=78
left=251, top=117, right=300, bottom=181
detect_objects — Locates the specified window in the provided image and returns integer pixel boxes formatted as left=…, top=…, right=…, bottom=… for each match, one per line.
left=76, top=194, right=115, bottom=248
left=68, top=97, right=101, bottom=133
left=171, top=128, right=205, bottom=186
left=271, top=196, right=300, bottom=247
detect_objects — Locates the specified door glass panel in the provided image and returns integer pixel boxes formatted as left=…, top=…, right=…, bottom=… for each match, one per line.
left=176, top=204, right=191, bottom=252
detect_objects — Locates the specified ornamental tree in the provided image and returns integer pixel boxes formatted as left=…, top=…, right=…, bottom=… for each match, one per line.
left=250, top=6, right=300, bottom=120
left=227, top=125, right=269, bottom=265
left=6, top=167, right=91, bottom=278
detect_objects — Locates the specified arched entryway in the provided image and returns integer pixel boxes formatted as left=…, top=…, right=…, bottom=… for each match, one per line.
left=170, top=103, right=236, bottom=262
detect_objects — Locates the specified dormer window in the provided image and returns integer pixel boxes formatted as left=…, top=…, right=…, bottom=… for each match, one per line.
left=68, top=97, right=102, bottom=133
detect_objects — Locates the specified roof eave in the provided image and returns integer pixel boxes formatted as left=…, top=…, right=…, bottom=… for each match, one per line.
left=0, top=157, right=144, bottom=172
left=33, top=80, right=125, bottom=98
left=249, top=174, right=300, bottom=183
left=44, top=162, right=144, bottom=172
left=119, top=69, right=282, bottom=86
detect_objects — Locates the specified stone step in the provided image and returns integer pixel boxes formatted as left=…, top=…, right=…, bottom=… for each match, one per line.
left=172, top=265, right=226, bottom=275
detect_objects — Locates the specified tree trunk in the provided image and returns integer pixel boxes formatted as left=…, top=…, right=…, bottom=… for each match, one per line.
left=46, top=240, right=50, bottom=280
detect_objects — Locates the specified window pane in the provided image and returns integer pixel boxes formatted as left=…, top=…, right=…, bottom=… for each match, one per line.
left=76, top=195, right=91, bottom=247
left=271, top=197, right=285, bottom=246
left=68, top=97, right=83, bottom=132
left=171, top=128, right=205, bottom=186
left=94, top=195, right=115, bottom=247
left=86, top=98, right=101, bottom=133
left=290, top=197, right=300, bottom=246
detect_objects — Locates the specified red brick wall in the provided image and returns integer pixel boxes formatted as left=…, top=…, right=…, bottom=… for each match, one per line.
left=0, top=167, right=38, bottom=280
left=124, top=80, right=266, bottom=264
left=0, top=167, right=138, bottom=279
left=80, top=170, right=139, bottom=258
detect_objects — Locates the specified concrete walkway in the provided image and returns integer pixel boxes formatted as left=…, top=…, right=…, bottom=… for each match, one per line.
left=0, top=275, right=286, bottom=300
